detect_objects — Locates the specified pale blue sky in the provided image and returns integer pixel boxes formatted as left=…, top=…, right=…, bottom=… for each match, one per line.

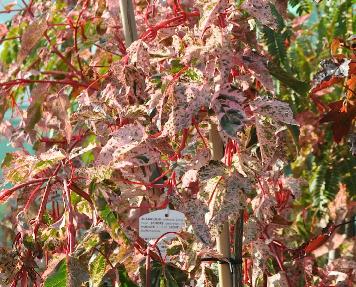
left=0, top=0, right=25, bottom=23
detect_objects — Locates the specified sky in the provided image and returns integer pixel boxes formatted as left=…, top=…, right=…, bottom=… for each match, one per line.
left=0, top=0, right=24, bottom=23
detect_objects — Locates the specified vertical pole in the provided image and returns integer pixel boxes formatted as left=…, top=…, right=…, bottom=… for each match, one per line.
left=233, top=210, right=244, bottom=287
left=119, top=0, right=138, bottom=46
left=209, top=124, right=232, bottom=287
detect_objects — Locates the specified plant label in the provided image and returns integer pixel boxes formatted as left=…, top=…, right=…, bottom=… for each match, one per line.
left=139, top=208, right=185, bottom=258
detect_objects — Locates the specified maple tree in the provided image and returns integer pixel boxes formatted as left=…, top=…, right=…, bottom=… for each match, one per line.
left=0, top=0, right=355, bottom=287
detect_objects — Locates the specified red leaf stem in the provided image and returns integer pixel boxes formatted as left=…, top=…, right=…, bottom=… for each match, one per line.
left=63, top=179, right=76, bottom=254
left=24, top=180, right=46, bottom=211
left=169, top=128, right=189, bottom=160
left=33, top=180, right=52, bottom=236
left=43, top=31, right=83, bottom=79
left=0, top=178, right=49, bottom=203
left=140, top=11, right=199, bottom=41
left=264, top=231, right=292, bottom=287
left=33, top=163, right=61, bottom=235
left=68, top=183, right=93, bottom=206
left=151, top=231, right=181, bottom=250
left=192, top=119, right=208, bottom=149
left=0, top=78, right=90, bottom=89
left=207, top=176, right=223, bottom=206
left=68, top=11, right=86, bottom=79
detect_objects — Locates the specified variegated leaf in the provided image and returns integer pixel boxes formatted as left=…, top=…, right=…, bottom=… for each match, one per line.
left=198, top=160, right=226, bottom=181
left=199, top=0, right=230, bottom=33
left=243, top=216, right=260, bottom=244
left=50, top=89, right=72, bottom=144
left=251, top=97, right=297, bottom=125
left=255, top=115, right=279, bottom=166
left=209, top=174, right=248, bottom=230
left=112, top=143, right=161, bottom=168
left=163, top=83, right=210, bottom=136
left=252, top=239, right=270, bottom=287
left=241, top=0, right=278, bottom=31
left=170, top=194, right=213, bottom=246
left=239, top=49, right=275, bottom=93
left=211, top=85, right=246, bottom=139
left=267, top=271, right=289, bottom=287
left=127, top=40, right=150, bottom=72
left=97, top=123, right=146, bottom=165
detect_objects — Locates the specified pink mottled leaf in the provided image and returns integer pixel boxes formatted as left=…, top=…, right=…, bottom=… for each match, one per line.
left=252, top=239, right=270, bottom=286
left=282, top=176, right=304, bottom=199
left=211, top=85, right=246, bottom=139
left=252, top=194, right=277, bottom=223
left=199, top=0, right=230, bottom=33
left=0, top=24, right=8, bottom=39
left=105, top=0, right=120, bottom=21
left=241, top=0, right=278, bottom=31
left=170, top=194, right=213, bottom=246
left=238, top=49, right=275, bottom=93
left=127, top=40, right=150, bottom=72
left=198, top=160, right=226, bottom=182
left=251, top=97, right=297, bottom=125
left=110, top=64, right=147, bottom=105
left=311, top=58, right=350, bottom=93
left=267, top=271, right=289, bottom=287
left=0, top=89, right=9, bottom=122
left=255, top=115, right=284, bottom=166
left=181, top=169, right=198, bottom=188
left=162, top=83, right=210, bottom=136
left=209, top=174, right=248, bottom=230
left=328, top=184, right=348, bottom=224
left=49, top=89, right=72, bottom=143
left=243, top=216, right=260, bottom=244
left=97, top=123, right=146, bottom=165
left=25, top=83, right=50, bottom=131
left=112, top=143, right=161, bottom=168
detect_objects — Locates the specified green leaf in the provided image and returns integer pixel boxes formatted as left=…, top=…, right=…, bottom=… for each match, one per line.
left=44, top=259, right=67, bottom=287
left=170, top=59, right=184, bottom=74
left=262, top=26, right=290, bottom=71
left=139, top=261, right=188, bottom=287
left=220, top=110, right=244, bottom=137
left=267, top=61, right=310, bottom=96
left=117, top=264, right=139, bottom=287
left=1, top=152, right=15, bottom=168
left=89, top=253, right=107, bottom=287
left=25, top=101, right=42, bottom=131
left=332, top=0, right=351, bottom=37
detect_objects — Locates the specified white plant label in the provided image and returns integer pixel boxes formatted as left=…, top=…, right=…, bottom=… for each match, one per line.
left=139, top=208, right=185, bottom=258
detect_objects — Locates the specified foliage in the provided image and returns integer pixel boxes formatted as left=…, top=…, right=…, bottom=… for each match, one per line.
left=0, top=0, right=355, bottom=286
